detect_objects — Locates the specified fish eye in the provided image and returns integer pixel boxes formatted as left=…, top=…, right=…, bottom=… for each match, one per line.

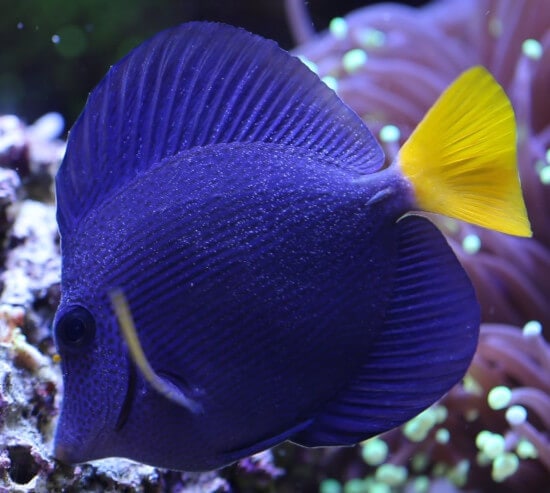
left=55, top=306, right=96, bottom=352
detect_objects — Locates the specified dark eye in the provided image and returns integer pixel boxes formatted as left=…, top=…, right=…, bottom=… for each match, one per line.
left=55, top=306, right=96, bottom=351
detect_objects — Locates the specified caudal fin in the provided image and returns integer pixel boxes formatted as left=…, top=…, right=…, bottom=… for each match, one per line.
left=398, top=66, right=531, bottom=237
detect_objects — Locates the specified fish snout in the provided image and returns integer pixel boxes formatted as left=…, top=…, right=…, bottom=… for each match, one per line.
left=54, top=441, right=81, bottom=465
left=53, top=432, right=97, bottom=465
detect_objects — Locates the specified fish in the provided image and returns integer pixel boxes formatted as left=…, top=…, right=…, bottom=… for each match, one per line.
left=52, top=21, right=531, bottom=472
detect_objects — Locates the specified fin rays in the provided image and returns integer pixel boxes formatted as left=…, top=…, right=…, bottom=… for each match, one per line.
left=292, top=216, right=480, bottom=447
left=398, top=66, right=531, bottom=237
left=56, top=23, right=384, bottom=233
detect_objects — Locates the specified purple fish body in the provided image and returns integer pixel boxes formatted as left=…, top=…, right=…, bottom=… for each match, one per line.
left=53, top=23, right=479, bottom=471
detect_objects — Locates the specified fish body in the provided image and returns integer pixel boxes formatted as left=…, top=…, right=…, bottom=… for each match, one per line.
left=59, top=146, right=409, bottom=469
left=53, top=23, right=530, bottom=471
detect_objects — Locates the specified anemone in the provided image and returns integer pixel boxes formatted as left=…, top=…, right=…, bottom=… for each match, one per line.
left=286, top=0, right=550, bottom=490
left=290, top=0, right=550, bottom=331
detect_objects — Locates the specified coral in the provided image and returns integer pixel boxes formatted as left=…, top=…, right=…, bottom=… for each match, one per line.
left=0, top=114, right=245, bottom=492
left=0, top=113, right=65, bottom=191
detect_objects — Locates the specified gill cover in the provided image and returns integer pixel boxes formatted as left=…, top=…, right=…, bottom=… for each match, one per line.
left=110, top=290, right=202, bottom=413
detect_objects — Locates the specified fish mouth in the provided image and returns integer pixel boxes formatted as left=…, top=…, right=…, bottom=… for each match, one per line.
left=54, top=441, right=89, bottom=465
left=53, top=420, right=103, bottom=464
left=54, top=443, right=74, bottom=464
left=115, top=357, right=137, bottom=431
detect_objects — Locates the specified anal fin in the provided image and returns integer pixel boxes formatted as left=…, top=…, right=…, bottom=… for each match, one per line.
left=223, top=419, right=313, bottom=465
left=292, top=215, right=480, bottom=447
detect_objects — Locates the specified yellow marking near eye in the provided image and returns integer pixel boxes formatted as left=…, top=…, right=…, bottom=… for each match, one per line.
left=110, top=289, right=202, bottom=413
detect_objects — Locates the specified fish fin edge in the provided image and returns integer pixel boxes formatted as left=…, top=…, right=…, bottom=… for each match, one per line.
left=292, top=215, right=480, bottom=447
left=398, top=66, right=531, bottom=237
left=221, top=419, right=313, bottom=466
left=56, top=22, right=384, bottom=233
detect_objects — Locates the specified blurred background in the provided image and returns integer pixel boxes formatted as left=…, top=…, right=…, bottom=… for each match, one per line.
left=0, top=0, right=427, bottom=127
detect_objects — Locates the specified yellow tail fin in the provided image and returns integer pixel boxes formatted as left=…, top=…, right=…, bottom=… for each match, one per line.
left=398, top=66, right=531, bottom=237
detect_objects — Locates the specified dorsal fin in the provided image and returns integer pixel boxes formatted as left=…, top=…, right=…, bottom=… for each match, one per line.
left=56, top=22, right=384, bottom=234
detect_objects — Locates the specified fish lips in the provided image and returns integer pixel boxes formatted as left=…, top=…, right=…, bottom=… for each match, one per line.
left=53, top=417, right=104, bottom=465
left=54, top=357, right=134, bottom=465
left=53, top=438, right=87, bottom=465
left=54, top=397, right=130, bottom=465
